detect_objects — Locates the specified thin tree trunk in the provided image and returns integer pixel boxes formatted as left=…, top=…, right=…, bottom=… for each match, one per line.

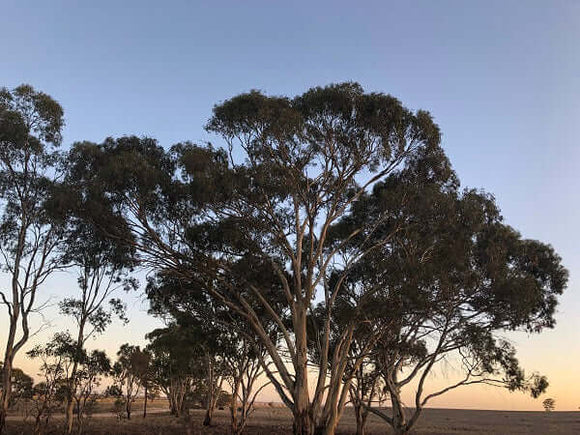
left=0, top=327, right=17, bottom=435
left=230, top=379, right=241, bottom=434
left=203, top=407, right=213, bottom=426
left=65, top=323, right=85, bottom=434
left=126, top=389, right=132, bottom=420
left=203, top=355, right=219, bottom=426
left=0, top=368, right=10, bottom=433
left=353, top=402, right=367, bottom=435
left=143, top=384, right=148, bottom=418
left=169, top=392, right=177, bottom=416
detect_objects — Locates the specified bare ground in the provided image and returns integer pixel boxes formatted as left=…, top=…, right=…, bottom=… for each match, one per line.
left=5, top=406, right=580, bottom=434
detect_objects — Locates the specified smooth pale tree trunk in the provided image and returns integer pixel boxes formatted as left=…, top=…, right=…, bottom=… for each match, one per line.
left=314, top=408, right=339, bottom=435
left=1, top=318, right=19, bottom=435
left=292, top=307, right=315, bottom=435
left=0, top=357, right=12, bottom=434
left=229, top=379, right=241, bottom=434
left=389, top=389, right=411, bottom=435
left=64, top=372, right=77, bottom=433
left=203, top=356, right=214, bottom=426
left=125, top=381, right=133, bottom=421
left=168, top=392, right=178, bottom=416
left=203, top=355, right=224, bottom=427
left=64, top=399, right=75, bottom=433
left=65, top=324, right=86, bottom=434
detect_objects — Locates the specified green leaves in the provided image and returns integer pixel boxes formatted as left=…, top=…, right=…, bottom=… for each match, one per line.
left=0, top=85, right=64, bottom=164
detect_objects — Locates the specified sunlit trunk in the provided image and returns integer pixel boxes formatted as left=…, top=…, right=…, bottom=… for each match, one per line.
left=125, top=381, right=132, bottom=420
left=389, top=386, right=409, bottom=435
left=229, top=378, right=241, bottom=434
left=0, top=323, right=17, bottom=435
left=65, top=322, right=85, bottom=434
left=292, top=305, right=314, bottom=435
left=203, top=355, right=214, bottom=426
left=0, top=368, right=9, bottom=434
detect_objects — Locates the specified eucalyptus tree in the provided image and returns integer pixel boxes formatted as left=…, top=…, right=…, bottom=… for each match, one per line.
left=0, top=85, right=66, bottom=432
left=147, top=277, right=228, bottom=426
left=334, top=175, right=567, bottom=435
left=146, top=323, right=205, bottom=418
left=70, top=350, right=110, bottom=433
left=147, top=271, right=276, bottom=432
left=52, top=183, right=137, bottom=433
left=347, top=352, right=384, bottom=435
left=27, top=333, right=110, bottom=434
left=543, top=398, right=556, bottom=412
left=0, top=363, right=33, bottom=408
left=27, top=333, right=76, bottom=434
left=64, top=83, right=445, bottom=434
left=221, top=325, right=270, bottom=435
left=111, top=344, right=147, bottom=420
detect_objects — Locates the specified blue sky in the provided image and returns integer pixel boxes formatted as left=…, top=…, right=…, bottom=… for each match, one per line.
left=1, top=0, right=579, bottom=410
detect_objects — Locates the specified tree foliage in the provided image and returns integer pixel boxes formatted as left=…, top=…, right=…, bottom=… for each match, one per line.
left=333, top=179, right=566, bottom=434
left=0, top=84, right=66, bottom=433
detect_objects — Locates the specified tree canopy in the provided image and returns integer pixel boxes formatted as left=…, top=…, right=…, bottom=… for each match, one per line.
left=0, top=82, right=568, bottom=435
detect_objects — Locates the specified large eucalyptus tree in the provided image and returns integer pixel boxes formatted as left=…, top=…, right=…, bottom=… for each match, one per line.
left=63, top=83, right=566, bottom=435
left=0, top=85, right=65, bottom=432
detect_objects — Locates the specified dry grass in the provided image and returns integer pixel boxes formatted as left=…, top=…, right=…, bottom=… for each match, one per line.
left=5, top=406, right=580, bottom=434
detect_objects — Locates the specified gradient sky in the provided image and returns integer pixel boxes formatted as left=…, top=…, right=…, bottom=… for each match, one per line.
left=1, top=0, right=579, bottom=411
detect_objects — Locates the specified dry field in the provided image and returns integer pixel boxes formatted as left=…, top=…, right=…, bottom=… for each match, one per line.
left=6, top=406, right=580, bottom=434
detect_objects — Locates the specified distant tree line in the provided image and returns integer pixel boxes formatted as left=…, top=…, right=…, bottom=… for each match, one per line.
left=0, top=83, right=568, bottom=435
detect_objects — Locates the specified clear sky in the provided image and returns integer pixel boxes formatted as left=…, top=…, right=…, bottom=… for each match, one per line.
left=1, top=0, right=579, bottom=411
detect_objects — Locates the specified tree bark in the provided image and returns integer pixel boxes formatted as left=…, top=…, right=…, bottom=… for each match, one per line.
left=292, top=305, right=313, bottom=435
left=203, top=355, right=222, bottom=426
left=0, top=330, right=17, bottom=435
left=64, top=396, right=75, bottom=433
left=292, top=408, right=314, bottom=435
left=353, top=402, right=367, bottom=435
left=126, top=395, right=132, bottom=420
left=229, top=379, right=240, bottom=434
left=143, top=384, right=148, bottom=418
left=65, top=323, right=85, bottom=434
left=203, top=407, right=213, bottom=426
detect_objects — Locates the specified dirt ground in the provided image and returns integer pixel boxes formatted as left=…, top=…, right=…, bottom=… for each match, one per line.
left=5, top=406, right=580, bottom=434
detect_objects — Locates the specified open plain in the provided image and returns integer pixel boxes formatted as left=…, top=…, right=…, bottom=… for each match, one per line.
left=5, top=407, right=580, bottom=435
